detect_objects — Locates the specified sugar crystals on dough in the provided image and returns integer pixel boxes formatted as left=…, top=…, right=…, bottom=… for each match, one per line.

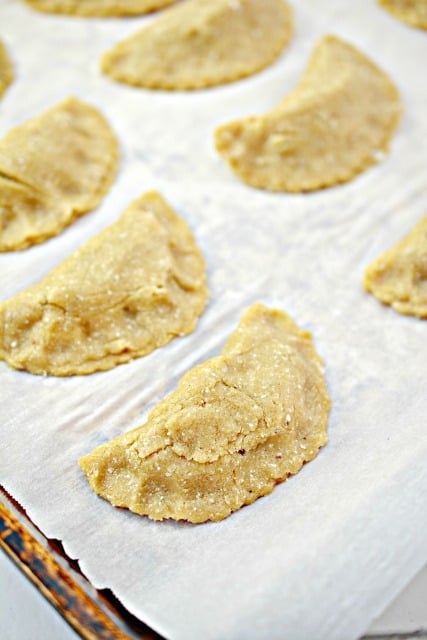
left=79, top=304, right=330, bottom=523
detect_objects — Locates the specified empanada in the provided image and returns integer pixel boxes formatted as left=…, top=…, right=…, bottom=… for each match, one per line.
left=379, top=0, right=427, bottom=30
left=23, top=0, right=175, bottom=17
left=364, top=214, right=427, bottom=318
left=0, top=40, right=13, bottom=98
left=80, top=304, right=330, bottom=523
left=0, top=98, right=118, bottom=251
left=215, top=36, right=401, bottom=192
left=0, top=192, right=208, bottom=374
left=102, top=0, right=293, bottom=90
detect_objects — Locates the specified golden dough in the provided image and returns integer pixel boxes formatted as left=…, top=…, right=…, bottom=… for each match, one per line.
left=378, top=0, right=427, bottom=30
left=0, top=192, right=208, bottom=375
left=215, top=35, right=401, bottom=192
left=0, top=97, right=118, bottom=252
left=22, top=0, right=176, bottom=17
left=101, top=0, right=293, bottom=90
left=0, top=40, right=13, bottom=98
left=79, top=304, right=330, bottom=523
left=364, top=214, right=427, bottom=318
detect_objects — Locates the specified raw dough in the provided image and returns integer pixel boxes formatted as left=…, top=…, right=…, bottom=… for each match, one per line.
left=101, top=0, right=293, bottom=90
left=215, top=35, right=401, bottom=192
left=0, top=192, right=208, bottom=375
left=79, top=304, right=330, bottom=523
left=364, top=214, right=427, bottom=318
left=0, top=40, right=13, bottom=98
left=22, top=0, right=176, bottom=17
left=0, top=97, right=118, bottom=251
left=378, top=0, right=427, bottom=30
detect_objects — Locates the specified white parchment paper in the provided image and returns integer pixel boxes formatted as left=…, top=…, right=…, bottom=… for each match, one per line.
left=1, top=1, right=426, bottom=638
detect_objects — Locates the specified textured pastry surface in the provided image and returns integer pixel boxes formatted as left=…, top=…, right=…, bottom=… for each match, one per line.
left=379, top=0, right=427, bottom=29
left=0, top=192, right=208, bottom=375
left=215, top=35, right=401, bottom=192
left=79, top=304, right=330, bottom=523
left=23, top=0, right=176, bottom=17
left=0, top=97, right=118, bottom=251
left=101, top=0, right=293, bottom=90
left=0, top=40, right=13, bottom=98
left=364, top=214, right=427, bottom=318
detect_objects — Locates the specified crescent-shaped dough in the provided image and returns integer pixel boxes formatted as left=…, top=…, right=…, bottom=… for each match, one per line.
left=79, top=304, right=330, bottom=523
left=378, top=0, right=427, bottom=30
left=0, top=40, right=13, bottom=98
left=364, top=214, right=427, bottom=318
left=0, top=192, right=208, bottom=375
left=22, top=0, right=176, bottom=17
left=215, top=35, right=401, bottom=192
left=0, top=97, right=118, bottom=251
left=101, top=0, right=293, bottom=90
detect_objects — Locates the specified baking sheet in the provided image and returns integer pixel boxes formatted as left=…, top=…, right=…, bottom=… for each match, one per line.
left=1, top=1, right=427, bottom=639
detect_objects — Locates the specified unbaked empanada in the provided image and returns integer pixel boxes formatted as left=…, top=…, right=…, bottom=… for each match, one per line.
left=0, top=192, right=208, bottom=375
left=0, top=98, right=118, bottom=251
left=0, top=40, right=13, bottom=98
left=364, top=214, right=427, bottom=318
left=79, top=304, right=330, bottom=523
left=378, top=0, right=427, bottom=30
left=101, top=0, right=293, bottom=90
left=23, top=0, right=175, bottom=17
left=215, top=35, right=401, bottom=192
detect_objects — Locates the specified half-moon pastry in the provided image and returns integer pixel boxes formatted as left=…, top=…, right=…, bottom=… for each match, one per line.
left=0, top=192, right=208, bottom=375
left=22, top=0, right=176, bottom=17
left=101, top=0, right=293, bottom=90
left=79, top=304, right=330, bottom=523
left=0, top=40, right=13, bottom=98
left=378, top=0, right=427, bottom=30
left=0, top=97, right=118, bottom=251
left=364, top=214, right=427, bottom=318
left=215, top=35, right=401, bottom=192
